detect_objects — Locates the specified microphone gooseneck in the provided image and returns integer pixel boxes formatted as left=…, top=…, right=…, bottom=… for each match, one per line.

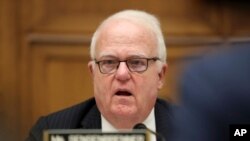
left=133, top=123, right=166, bottom=141
left=133, top=123, right=147, bottom=129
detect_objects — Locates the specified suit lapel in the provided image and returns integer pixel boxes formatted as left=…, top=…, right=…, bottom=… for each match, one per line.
left=80, top=104, right=102, bottom=129
left=155, top=98, right=171, bottom=140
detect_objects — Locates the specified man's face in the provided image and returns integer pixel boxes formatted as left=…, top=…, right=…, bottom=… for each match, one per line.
left=88, top=20, right=166, bottom=127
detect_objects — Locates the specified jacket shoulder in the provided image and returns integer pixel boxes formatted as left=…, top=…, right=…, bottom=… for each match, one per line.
left=156, top=98, right=170, bottom=109
left=43, top=97, right=96, bottom=128
left=26, top=98, right=97, bottom=141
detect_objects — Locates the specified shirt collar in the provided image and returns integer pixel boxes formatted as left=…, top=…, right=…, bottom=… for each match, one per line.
left=101, top=108, right=156, bottom=141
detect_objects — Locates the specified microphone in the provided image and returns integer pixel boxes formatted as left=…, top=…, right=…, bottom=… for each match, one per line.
left=133, top=123, right=165, bottom=141
left=133, top=123, right=147, bottom=129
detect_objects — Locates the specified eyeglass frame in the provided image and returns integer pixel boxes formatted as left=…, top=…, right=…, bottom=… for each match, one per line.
left=94, top=57, right=160, bottom=74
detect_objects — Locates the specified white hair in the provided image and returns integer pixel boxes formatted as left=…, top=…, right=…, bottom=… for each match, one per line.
left=90, top=10, right=167, bottom=69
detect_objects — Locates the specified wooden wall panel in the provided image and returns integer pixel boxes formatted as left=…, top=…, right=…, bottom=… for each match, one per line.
left=230, top=8, right=250, bottom=36
left=0, top=0, right=20, bottom=140
left=29, top=43, right=93, bottom=124
left=23, top=0, right=220, bottom=36
left=46, top=60, right=92, bottom=111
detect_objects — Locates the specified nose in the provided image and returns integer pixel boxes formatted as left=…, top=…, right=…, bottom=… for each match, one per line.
left=115, top=62, right=131, bottom=81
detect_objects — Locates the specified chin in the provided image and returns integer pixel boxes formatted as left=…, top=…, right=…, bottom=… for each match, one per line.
left=111, top=105, right=137, bottom=116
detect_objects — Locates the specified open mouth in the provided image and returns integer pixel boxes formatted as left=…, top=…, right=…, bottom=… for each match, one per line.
left=115, top=91, right=132, bottom=96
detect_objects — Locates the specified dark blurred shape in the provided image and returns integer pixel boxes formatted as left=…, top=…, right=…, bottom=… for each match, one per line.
left=203, top=0, right=250, bottom=10
left=170, top=42, right=250, bottom=141
left=133, top=123, right=147, bottom=130
left=204, top=0, right=250, bottom=6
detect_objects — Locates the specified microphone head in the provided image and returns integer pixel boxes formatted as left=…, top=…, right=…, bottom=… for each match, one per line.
left=133, top=123, right=147, bottom=129
left=133, top=123, right=166, bottom=141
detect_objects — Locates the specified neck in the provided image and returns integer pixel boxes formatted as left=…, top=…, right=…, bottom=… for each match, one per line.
left=101, top=108, right=155, bottom=130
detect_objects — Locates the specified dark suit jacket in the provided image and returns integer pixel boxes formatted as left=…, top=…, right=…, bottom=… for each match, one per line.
left=170, top=43, right=250, bottom=141
left=26, top=98, right=171, bottom=141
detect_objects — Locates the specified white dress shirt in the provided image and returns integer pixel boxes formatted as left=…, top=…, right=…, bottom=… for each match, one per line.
left=101, top=108, right=156, bottom=141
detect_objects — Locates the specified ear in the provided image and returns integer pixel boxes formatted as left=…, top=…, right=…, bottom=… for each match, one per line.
left=157, top=63, right=168, bottom=89
left=88, top=61, right=95, bottom=77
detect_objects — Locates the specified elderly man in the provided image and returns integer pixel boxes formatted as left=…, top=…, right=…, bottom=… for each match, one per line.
left=26, top=9, right=170, bottom=141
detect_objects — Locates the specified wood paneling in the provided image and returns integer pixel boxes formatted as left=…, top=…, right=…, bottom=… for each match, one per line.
left=22, top=0, right=221, bottom=36
left=0, top=0, right=20, bottom=140
left=30, top=43, right=92, bottom=121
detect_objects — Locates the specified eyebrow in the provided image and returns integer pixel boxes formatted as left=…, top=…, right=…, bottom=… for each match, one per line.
left=98, top=52, right=148, bottom=59
left=98, top=55, right=117, bottom=60
left=97, top=52, right=115, bottom=58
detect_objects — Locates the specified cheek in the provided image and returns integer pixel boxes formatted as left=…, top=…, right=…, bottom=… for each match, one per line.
left=93, top=74, right=113, bottom=100
left=136, top=73, right=159, bottom=98
left=134, top=76, right=158, bottom=113
left=141, top=71, right=159, bottom=86
left=94, top=75, right=106, bottom=93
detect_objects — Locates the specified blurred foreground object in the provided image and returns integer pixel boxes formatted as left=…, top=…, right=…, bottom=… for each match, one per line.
left=171, top=42, right=250, bottom=141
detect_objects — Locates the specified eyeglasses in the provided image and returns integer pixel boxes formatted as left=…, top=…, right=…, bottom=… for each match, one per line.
left=95, top=57, right=160, bottom=74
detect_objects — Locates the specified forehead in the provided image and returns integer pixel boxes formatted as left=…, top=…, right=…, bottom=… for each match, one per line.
left=95, top=19, right=157, bottom=58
